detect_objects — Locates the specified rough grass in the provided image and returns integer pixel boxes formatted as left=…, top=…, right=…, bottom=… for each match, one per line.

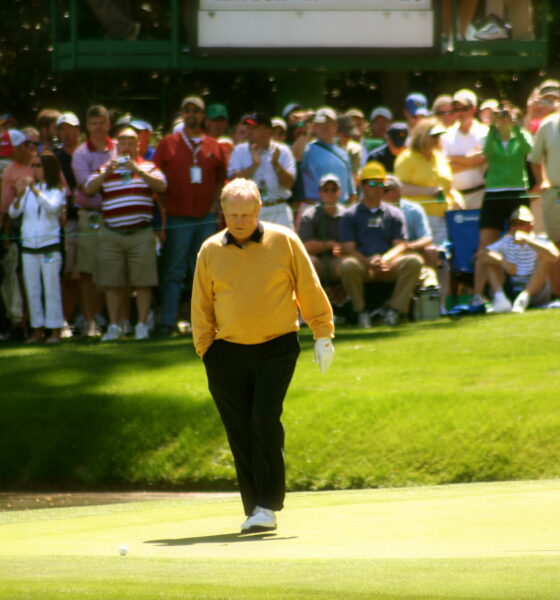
left=1, top=310, right=559, bottom=490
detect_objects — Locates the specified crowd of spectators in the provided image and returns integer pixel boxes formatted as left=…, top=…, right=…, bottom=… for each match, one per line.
left=1, top=76, right=560, bottom=342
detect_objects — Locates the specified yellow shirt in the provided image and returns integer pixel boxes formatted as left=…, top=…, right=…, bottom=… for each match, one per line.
left=191, top=222, right=334, bottom=357
left=394, top=149, right=454, bottom=218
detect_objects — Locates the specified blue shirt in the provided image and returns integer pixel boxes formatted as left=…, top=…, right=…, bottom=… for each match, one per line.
left=340, top=201, right=407, bottom=256
left=399, top=198, right=431, bottom=242
left=302, top=140, right=355, bottom=203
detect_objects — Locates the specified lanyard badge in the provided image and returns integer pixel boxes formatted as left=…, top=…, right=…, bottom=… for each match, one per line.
left=181, top=132, right=203, bottom=185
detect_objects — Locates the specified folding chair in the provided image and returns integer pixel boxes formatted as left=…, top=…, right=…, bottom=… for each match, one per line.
left=445, top=209, right=480, bottom=299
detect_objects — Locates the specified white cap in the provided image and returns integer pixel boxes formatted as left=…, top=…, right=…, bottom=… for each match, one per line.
left=370, top=106, right=393, bottom=121
left=313, top=107, right=337, bottom=123
left=453, top=89, right=478, bottom=107
left=57, top=112, right=80, bottom=127
left=271, top=117, right=287, bottom=131
left=319, top=173, right=341, bottom=187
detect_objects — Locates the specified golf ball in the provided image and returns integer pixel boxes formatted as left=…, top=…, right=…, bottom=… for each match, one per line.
left=119, top=545, right=128, bottom=556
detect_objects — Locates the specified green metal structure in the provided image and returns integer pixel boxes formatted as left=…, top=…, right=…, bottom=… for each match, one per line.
left=50, top=0, right=549, bottom=72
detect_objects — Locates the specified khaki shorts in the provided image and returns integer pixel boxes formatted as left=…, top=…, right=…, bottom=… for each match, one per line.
left=543, top=187, right=560, bottom=242
left=97, top=225, right=158, bottom=288
left=76, top=208, right=100, bottom=276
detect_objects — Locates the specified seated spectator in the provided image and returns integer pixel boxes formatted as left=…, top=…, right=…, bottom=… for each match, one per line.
left=366, top=122, right=408, bottom=174
left=339, top=161, right=423, bottom=327
left=8, top=153, right=65, bottom=343
left=473, top=206, right=558, bottom=313
left=228, top=113, right=296, bottom=230
left=298, top=173, right=345, bottom=289
left=84, top=127, right=167, bottom=341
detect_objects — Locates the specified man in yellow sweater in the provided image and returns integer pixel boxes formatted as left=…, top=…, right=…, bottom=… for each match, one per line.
left=192, top=178, right=334, bottom=533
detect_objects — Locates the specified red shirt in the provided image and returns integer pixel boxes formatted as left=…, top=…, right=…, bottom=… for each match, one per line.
left=153, top=133, right=226, bottom=218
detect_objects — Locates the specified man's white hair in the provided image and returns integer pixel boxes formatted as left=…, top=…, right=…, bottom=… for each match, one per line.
left=221, top=178, right=262, bottom=208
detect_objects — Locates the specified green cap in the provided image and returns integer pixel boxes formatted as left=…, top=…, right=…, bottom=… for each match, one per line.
left=207, top=103, right=229, bottom=120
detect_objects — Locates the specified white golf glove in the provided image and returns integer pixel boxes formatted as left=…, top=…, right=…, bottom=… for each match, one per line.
left=313, top=337, right=334, bottom=374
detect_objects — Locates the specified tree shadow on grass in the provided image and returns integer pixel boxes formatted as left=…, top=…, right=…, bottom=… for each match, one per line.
left=145, top=532, right=297, bottom=546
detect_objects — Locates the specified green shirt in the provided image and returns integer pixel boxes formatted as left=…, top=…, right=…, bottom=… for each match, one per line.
left=483, top=124, right=533, bottom=190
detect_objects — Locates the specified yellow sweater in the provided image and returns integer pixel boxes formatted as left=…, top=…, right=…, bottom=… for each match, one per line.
left=191, top=222, right=334, bottom=357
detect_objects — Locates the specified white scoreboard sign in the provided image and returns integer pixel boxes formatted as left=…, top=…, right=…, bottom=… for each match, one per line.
left=197, top=0, right=434, bottom=49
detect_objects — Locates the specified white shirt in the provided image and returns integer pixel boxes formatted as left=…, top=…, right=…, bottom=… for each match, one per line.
left=8, top=184, right=65, bottom=249
left=441, top=120, right=488, bottom=192
left=228, top=141, right=296, bottom=202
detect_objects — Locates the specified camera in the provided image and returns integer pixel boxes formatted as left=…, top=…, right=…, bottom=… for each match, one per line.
left=117, top=156, right=130, bottom=166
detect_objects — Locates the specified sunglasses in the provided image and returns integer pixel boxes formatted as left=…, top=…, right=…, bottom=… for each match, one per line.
left=24, top=141, right=40, bottom=147
left=452, top=105, right=470, bottom=112
left=435, top=110, right=456, bottom=116
left=363, top=180, right=385, bottom=188
left=320, top=186, right=339, bottom=193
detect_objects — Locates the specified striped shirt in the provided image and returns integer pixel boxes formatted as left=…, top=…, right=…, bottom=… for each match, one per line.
left=87, top=159, right=166, bottom=229
left=487, top=232, right=548, bottom=279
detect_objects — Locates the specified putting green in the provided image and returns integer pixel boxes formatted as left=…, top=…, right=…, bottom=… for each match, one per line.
left=1, top=480, right=559, bottom=599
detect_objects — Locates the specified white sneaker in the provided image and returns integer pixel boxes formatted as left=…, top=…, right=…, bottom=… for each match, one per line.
left=60, top=322, right=73, bottom=339
left=240, top=506, right=277, bottom=533
left=492, top=293, right=512, bottom=313
left=475, top=21, right=509, bottom=40
left=101, top=323, right=123, bottom=342
left=358, top=311, right=371, bottom=328
left=512, top=291, right=530, bottom=314
left=84, top=320, right=101, bottom=338
left=380, top=306, right=399, bottom=326
left=135, top=322, right=150, bottom=340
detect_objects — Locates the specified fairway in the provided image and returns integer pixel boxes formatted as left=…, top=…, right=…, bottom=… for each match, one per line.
left=1, top=480, right=559, bottom=599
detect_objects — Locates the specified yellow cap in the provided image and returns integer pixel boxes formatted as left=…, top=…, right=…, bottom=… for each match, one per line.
left=510, top=205, right=534, bottom=223
left=360, top=161, right=387, bottom=181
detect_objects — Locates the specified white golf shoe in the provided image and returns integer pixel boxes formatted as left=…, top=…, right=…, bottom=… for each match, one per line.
left=512, top=291, right=530, bottom=313
left=101, top=323, right=123, bottom=342
left=492, top=293, right=512, bottom=313
left=240, top=506, right=277, bottom=533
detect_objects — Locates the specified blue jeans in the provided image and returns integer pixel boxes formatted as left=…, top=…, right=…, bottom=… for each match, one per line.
left=159, top=214, right=217, bottom=326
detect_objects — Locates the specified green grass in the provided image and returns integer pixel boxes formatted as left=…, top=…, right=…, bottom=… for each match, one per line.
left=1, top=481, right=560, bottom=599
left=1, top=310, right=560, bottom=489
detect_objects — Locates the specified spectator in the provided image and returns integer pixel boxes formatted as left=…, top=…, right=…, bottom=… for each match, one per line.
left=473, top=206, right=558, bottom=313
left=298, top=173, right=345, bottom=292
left=336, top=115, right=362, bottom=189
left=204, top=103, right=233, bottom=165
left=229, top=113, right=296, bottom=229
left=432, top=94, right=457, bottom=129
left=476, top=102, right=532, bottom=253
left=8, top=154, right=65, bottom=343
left=85, top=127, right=166, bottom=341
left=72, top=104, right=116, bottom=337
left=478, top=99, right=499, bottom=126
left=271, top=117, right=288, bottom=144
left=54, top=112, right=82, bottom=337
left=153, top=95, right=226, bottom=336
left=36, top=108, right=61, bottom=152
left=366, top=122, right=408, bottom=174
left=301, top=107, right=355, bottom=209
left=130, top=119, right=155, bottom=160
left=345, top=108, right=368, bottom=166
left=365, top=106, right=393, bottom=155
left=441, top=88, right=488, bottom=210
left=525, top=80, right=560, bottom=135
left=339, top=161, right=423, bottom=328
left=404, top=93, right=429, bottom=130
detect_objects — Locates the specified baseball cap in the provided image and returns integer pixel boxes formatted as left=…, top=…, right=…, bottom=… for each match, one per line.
left=405, top=94, right=428, bottom=117
left=386, top=122, right=408, bottom=147
left=429, top=123, right=447, bottom=136
left=206, top=103, right=229, bottom=120
left=130, top=119, right=153, bottom=132
left=345, top=107, right=365, bottom=120
left=370, top=106, right=393, bottom=121
left=384, top=174, right=402, bottom=189
left=313, top=107, right=337, bottom=124
left=0, top=129, right=27, bottom=157
left=56, top=112, right=80, bottom=127
left=271, top=117, right=287, bottom=131
left=0, top=113, right=17, bottom=127
left=510, top=205, right=534, bottom=223
left=479, top=99, right=499, bottom=112
left=181, top=95, right=205, bottom=111
left=538, top=79, right=560, bottom=98
left=453, top=89, right=478, bottom=107
left=242, top=113, right=272, bottom=128
left=320, top=173, right=341, bottom=188
left=281, top=102, right=303, bottom=119
left=360, top=161, right=387, bottom=181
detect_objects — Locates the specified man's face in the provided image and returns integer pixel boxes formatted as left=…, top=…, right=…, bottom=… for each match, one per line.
left=182, top=103, right=205, bottom=130
left=351, top=116, right=367, bottom=136
left=453, top=102, right=476, bottom=124
left=370, top=116, right=391, bottom=137
left=314, top=119, right=337, bottom=142
left=249, top=124, right=271, bottom=146
left=510, top=219, right=533, bottom=234
left=223, top=198, right=261, bottom=245
left=58, top=123, right=80, bottom=147
left=434, top=103, right=456, bottom=128
left=87, top=116, right=110, bottom=138
left=319, top=182, right=341, bottom=210
left=381, top=183, right=401, bottom=203
left=361, top=178, right=385, bottom=204
left=117, top=135, right=138, bottom=158
left=271, top=126, right=286, bottom=142
left=205, top=117, right=228, bottom=138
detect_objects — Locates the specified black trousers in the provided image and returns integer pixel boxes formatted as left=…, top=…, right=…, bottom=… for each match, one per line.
left=203, top=332, right=300, bottom=516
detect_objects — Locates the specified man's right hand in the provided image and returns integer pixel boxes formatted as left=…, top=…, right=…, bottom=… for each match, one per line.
left=250, top=144, right=262, bottom=168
